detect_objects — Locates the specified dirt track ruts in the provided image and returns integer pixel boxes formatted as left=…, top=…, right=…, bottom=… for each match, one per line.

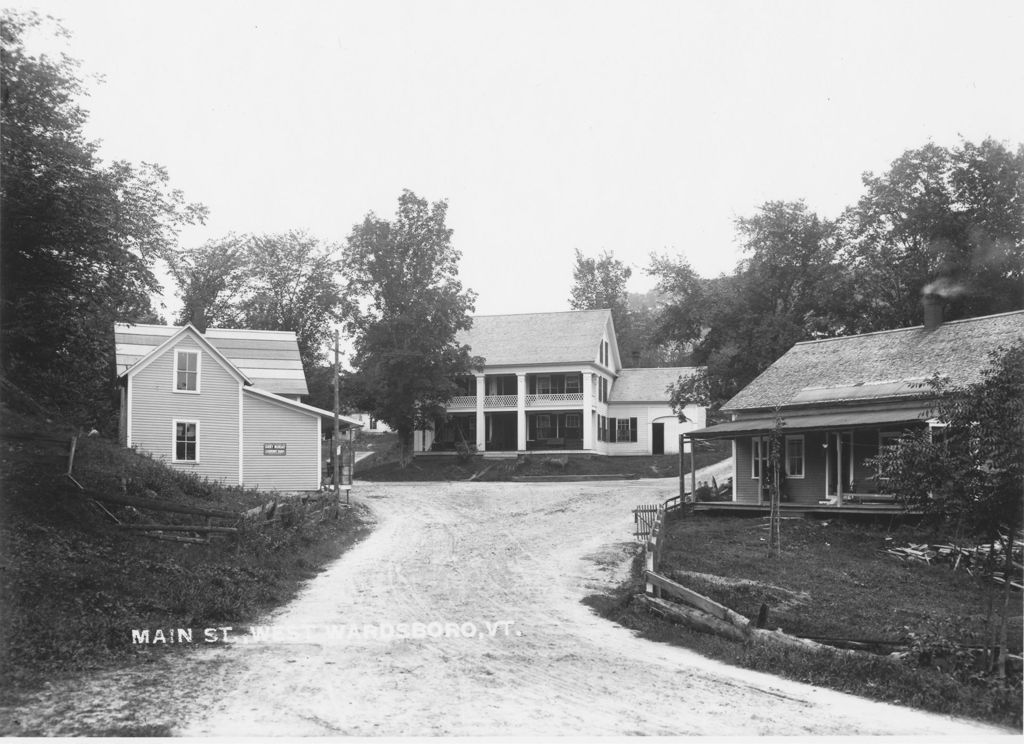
left=1, top=480, right=1010, bottom=736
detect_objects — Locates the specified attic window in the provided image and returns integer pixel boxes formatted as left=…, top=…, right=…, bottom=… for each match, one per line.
left=174, top=349, right=200, bottom=392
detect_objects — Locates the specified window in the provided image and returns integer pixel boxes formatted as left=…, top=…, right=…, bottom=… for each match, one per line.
left=565, top=375, right=580, bottom=394
left=751, top=436, right=767, bottom=478
left=614, top=417, right=638, bottom=443
left=369, top=417, right=378, bottom=431
left=174, top=350, right=199, bottom=392
left=565, top=413, right=581, bottom=429
left=785, top=435, right=805, bottom=478
left=537, top=376, right=552, bottom=395
left=173, top=420, right=198, bottom=462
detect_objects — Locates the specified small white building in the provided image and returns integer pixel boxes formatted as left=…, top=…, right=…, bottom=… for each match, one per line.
left=414, top=309, right=706, bottom=456
left=114, top=323, right=361, bottom=491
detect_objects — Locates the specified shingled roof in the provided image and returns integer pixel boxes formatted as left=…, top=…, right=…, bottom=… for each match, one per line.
left=457, top=310, right=615, bottom=367
left=114, top=323, right=309, bottom=396
left=723, top=310, right=1024, bottom=412
left=610, top=367, right=701, bottom=402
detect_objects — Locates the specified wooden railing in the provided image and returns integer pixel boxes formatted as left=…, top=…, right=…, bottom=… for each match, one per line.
left=447, top=395, right=477, bottom=409
left=525, top=393, right=583, bottom=406
left=483, top=394, right=518, bottom=408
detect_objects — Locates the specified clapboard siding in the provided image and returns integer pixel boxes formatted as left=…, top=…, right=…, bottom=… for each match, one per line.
left=242, top=392, right=320, bottom=491
left=603, top=404, right=650, bottom=455
left=129, top=336, right=240, bottom=484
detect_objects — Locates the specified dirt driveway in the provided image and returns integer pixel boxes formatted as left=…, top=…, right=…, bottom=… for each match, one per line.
left=2, top=480, right=1010, bottom=736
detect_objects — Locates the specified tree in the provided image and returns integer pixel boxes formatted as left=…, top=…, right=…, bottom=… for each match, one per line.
left=870, top=343, right=1024, bottom=677
left=0, top=11, right=205, bottom=426
left=568, top=248, right=632, bottom=321
left=839, top=139, right=1024, bottom=331
left=651, top=202, right=849, bottom=406
left=666, top=368, right=711, bottom=422
left=341, top=190, right=481, bottom=461
left=171, top=232, right=344, bottom=377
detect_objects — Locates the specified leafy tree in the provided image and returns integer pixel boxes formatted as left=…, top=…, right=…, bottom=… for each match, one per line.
left=870, top=343, right=1024, bottom=677
left=171, top=232, right=344, bottom=377
left=341, top=190, right=481, bottom=461
left=839, top=139, right=1024, bottom=331
left=651, top=202, right=848, bottom=405
left=666, top=368, right=711, bottom=422
left=569, top=248, right=631, bottom=321
left=646, top=253, right=706, bottom=357
left=0, top=11, right=205, bottom=426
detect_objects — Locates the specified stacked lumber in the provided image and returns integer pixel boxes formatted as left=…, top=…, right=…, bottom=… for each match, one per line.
left=879, top=533, right=1023, bottom=590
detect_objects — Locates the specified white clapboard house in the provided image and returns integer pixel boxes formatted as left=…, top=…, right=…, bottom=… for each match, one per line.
left=415, top=309, right=706, bottom=456
left=115, top=323, right=361, bottom=491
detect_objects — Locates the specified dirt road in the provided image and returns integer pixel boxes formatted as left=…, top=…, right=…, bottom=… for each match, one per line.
left=2, top=480, right=1010, bottom=736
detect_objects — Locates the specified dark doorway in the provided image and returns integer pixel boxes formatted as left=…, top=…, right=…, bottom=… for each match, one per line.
left=486, top=412, right=518, bottom=451
left=652, top=422, right=665, bottom=455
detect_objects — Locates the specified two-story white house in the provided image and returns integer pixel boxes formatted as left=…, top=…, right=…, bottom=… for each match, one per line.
left=115, top=323, right=361, bottom=491
left=413, top=309, right=705, bottom=456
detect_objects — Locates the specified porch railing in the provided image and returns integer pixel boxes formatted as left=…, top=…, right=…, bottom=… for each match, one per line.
left=447, top=395, right=477, bottom=409
left=483, top=394, right=518, bottom=408
left=526, top=392, right=583, bottom=406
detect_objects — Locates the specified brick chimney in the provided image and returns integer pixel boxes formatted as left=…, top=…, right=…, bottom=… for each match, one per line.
left=922, top=293, right=943, bottom=331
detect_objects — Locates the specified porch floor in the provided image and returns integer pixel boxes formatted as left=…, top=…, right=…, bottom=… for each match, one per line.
left=692, top=501, right=921, bottom=516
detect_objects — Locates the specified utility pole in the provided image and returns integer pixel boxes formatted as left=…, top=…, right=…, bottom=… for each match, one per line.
left=333, top=329, right=341, bottom=510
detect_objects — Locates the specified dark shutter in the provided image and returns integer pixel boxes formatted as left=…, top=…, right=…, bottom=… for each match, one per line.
left=630, top=417, right=638, bottom=442
left=609, top=417, right=617, bottom=443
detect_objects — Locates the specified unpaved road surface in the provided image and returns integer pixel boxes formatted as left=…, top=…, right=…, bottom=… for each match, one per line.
left=1, top=480, right=1011, bottom=736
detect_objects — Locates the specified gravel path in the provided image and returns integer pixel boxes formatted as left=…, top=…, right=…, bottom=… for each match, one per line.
left=1, top=480, right=1010, bottom=736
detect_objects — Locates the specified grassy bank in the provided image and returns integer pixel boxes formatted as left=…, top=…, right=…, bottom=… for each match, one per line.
left=585, top=514, right=1022, bottom=729
left=0, top=406, right=373, bottom=700
left=357, top=438, right=731, bottom=481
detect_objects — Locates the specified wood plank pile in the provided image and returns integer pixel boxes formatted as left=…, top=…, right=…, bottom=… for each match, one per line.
left=879, top=532, right=1024, bottom=591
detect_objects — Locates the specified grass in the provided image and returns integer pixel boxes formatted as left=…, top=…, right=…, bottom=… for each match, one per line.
left=0, top=404, right=373, bottom=705
left=357, top=438, right=732, bottom=481
left=585, top=513, right=1023, bottom=729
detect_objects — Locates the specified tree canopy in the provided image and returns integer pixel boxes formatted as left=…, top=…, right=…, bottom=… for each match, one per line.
left=0, top=11, right=204, bottom=425
left=647, top=139, right=1023, bottom=408
left=171, top=231, right=344, bottom=376
left=341, top=190, right=481, bottom=458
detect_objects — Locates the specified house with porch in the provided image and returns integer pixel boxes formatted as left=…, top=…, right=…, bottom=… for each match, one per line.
left=684, top=302, right=1024, bottom=512
left=413, top=309, right=705, bottom=456
left=115, top=323, right=361, bottom=491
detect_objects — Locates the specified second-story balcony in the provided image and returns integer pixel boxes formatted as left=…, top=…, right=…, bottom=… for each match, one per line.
left=484, top=394, right=518, bottom=408
left=447, top=395, right=478, bottom=410
left=525, top=392, right=583, bottom=406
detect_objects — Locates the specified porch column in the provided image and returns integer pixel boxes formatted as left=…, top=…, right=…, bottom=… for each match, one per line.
left=475, top=374, right=486, bottom=452
left=582, top=371, right=593, bottom=450
left=836, top=432, right=843, bottom=506
left=516, top=373, right=527, bottom=451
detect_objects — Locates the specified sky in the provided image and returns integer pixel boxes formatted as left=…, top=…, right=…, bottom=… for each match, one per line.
left=9, top=0, right=1024, bottom=323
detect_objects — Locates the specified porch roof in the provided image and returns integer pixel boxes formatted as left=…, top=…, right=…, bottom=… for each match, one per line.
left=687, top=407, right=933, bottom=439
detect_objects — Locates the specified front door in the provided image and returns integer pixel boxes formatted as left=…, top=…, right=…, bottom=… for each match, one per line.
left=652, top=423, right=665, bottom=455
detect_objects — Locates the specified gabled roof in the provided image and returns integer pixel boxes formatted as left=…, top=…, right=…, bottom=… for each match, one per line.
left=610, top=367, right=702, bottom=403
left=117, top=324, right=252, bottom=386
left=723, top=310, right=1024, bottom=412
left=115, top=323, right=309, bottom=396
left=456, top=309, right=618, bottom=368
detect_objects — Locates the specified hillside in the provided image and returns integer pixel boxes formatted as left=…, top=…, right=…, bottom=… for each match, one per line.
left=0, top=400, right=371, bottom=700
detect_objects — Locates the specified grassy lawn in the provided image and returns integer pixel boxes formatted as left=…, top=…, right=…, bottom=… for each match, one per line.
left=357, top=438, right=731, bottom=481
left=0, top=406, right=373, bottom=702
left=586, top=513, right=1023, bottom=729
